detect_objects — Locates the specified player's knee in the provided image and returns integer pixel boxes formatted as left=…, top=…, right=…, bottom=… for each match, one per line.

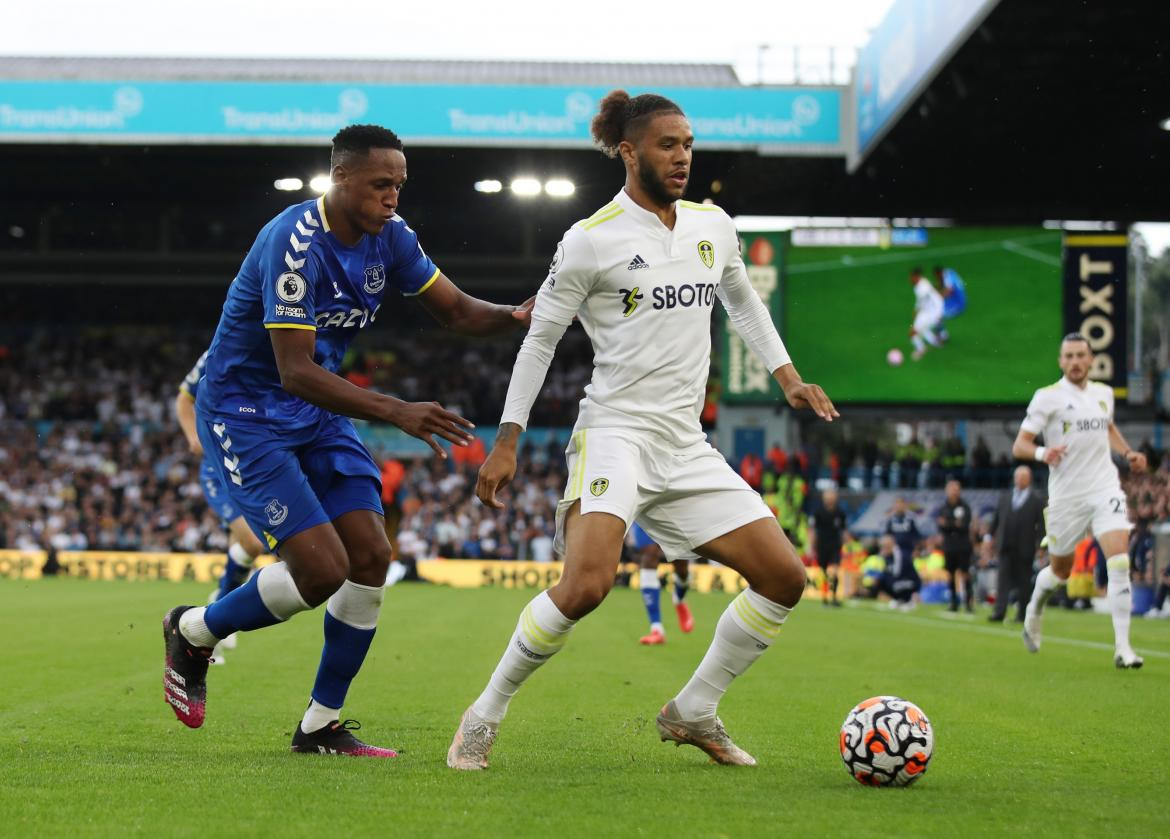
left=554, top=574, right=613, bottom=620
left=347, top=539, right=393, bottom=581
left=294, top=553, right=350, bottom=607
left=755, top=544, right=806, bottom=607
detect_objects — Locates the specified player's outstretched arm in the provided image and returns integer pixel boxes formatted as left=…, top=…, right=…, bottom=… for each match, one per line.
left=1108, top=423, right=1147, bottom=473
left=774, top=363, right=839, bottom=422
left=174, top=392, right=203, bottom=456
left=1012, top=429, right=1066, bottom=467
left=270, top=326, right=474, bottom=458
left=477, top=423, right=521, bottom=509
left=416, top=273, right=533, bottom=336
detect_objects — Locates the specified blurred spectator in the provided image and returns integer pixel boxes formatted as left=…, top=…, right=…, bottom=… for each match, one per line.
left=739, top=451, right=763, bottom=491
left=988, top=466, right=1046, bottom=623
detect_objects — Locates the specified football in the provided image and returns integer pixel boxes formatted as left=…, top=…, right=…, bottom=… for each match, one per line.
left=886, top=348, right=904, bottom=366
left=839, top=696, right=933, bottom=787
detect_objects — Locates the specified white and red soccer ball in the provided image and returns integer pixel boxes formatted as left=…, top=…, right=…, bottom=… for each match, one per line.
left=840, top=696, right=933, bottom=787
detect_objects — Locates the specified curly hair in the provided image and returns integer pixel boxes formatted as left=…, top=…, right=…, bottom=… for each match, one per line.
left=331, top=124, right=404, bottom=168
left=590, top=90, right=685, bottom=158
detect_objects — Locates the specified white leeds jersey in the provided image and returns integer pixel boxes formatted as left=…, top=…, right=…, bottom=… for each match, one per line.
left=533, top=189, right=767, bottom=448
left=913, top=278, right=943, bottom=320
left=1020, top=376, right=1119, bottom=502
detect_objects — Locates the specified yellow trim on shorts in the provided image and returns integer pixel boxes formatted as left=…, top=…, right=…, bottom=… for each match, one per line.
left=402, top=267, right=441, bottom=297
left=264, top=322, right=316, bottom=331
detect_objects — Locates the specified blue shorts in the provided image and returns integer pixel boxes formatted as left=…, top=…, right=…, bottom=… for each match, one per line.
left=200, top=456, right=242, bottom=524
left=630, top=523, right=656, bottom=551
left=196, top=410, right=383, bottom=551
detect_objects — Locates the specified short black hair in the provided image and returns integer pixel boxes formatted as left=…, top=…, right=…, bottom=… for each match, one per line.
left=910, top=265, right=924, bottom=276
left=331, top=124, right=404, bottom=169
left=1062, top=332, right=1092, bottom=349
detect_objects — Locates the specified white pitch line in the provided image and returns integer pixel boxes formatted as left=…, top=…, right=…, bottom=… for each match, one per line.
left=841, top=602, right=1170, bottom=658
left=1002, top=239, right=1062, bottom=267
left=787, top=232, right=1061, bottom=275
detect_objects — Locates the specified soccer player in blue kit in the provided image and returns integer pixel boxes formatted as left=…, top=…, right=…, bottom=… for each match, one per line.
left=175, top=350, right=265, bottom=662
left=162, top=124, right=533, bottom=757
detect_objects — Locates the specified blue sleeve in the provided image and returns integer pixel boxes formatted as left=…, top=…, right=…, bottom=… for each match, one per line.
left=260, top=217, right=321, bottom=331
left=179, top=351, right=207, bottom=399
left=386, top=216, right=439, bottom=297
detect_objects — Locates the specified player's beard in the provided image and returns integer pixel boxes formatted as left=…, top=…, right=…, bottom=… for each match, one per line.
left=636, top=155, right=684, bottom=206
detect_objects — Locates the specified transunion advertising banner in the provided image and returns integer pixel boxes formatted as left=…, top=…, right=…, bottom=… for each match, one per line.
left=0, top=81, right=842, bottom=151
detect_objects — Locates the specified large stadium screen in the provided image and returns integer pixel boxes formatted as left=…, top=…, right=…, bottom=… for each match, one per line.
left=780, top=226, right=1063, bottom=404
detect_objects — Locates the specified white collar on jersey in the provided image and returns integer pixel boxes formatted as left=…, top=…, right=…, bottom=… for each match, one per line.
left=615, top=188, right=677, bottom=234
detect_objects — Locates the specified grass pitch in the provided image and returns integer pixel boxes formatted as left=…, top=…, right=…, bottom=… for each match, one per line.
left=783, top=227, right=1064, bottom=404
left=1, top=578, right=1166, bottom=837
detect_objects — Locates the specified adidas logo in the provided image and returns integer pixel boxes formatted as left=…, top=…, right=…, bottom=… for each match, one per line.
left=627, top=254, right=650, bottom=270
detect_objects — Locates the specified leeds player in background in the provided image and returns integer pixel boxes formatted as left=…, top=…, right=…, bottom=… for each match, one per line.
left=909, top=266, right=945, bottom=361
left=1013, top=333, right=1147, bottom=668
left=162, top=124, right=533, bottom=757
left=447, top=90, right=837, bottom=771
left=175, top=350, right=265, bottom=663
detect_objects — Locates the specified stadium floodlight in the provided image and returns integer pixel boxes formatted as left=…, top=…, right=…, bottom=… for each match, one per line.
left=510, top=177, right=542, bottom=197
left=309, top=174, right=332, bottom=193
left=544, top=179, right=575, bottom=197
left=273, top=177, right=304, bottom=191
left=1161, top=117, right=1170, bottom=131
left=474, top=179, right=503, bottom=193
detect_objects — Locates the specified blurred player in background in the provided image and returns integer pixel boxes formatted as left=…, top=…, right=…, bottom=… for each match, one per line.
left=809, top=487, right=846, bottom=607
left=162, top=124, right=534, bottom=756
left=908, top=266, right=945, bottom=361
left=1014, top=333, right=1147, bottom=668
left=933, top=265, right=967, bottom=330
left=630, top=522, right=694, bottom=645
left=448, top=90, right=837, bottom=771
left=174, top=350, right=265, bottom=663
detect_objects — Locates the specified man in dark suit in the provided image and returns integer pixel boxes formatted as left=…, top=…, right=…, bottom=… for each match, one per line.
left=989, top=465, right=1046, bottom=622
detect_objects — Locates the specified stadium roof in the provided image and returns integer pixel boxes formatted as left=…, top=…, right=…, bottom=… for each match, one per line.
left=0, top=56, right=742, bottom=86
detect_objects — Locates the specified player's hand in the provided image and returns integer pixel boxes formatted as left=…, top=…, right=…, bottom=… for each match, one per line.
left=1044, top=444, right=1067, bottom=467
left=477, top=446, right=518, bottom=509
left=511, top=295, right=536, bottom=327
left=1125, top=450, right=1148, bottom=473
left=391, top=401, right=475, bottom=459
left=186, top=435, right=204, bottom=457
left=783, top=381, right=839, bottom=422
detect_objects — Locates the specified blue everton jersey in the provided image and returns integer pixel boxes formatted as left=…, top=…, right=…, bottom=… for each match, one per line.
left=198, top=196, right=439, bottom=428
left=942, top=268, right=966, bottom=317
left=179, top=351, right=208, bottom=400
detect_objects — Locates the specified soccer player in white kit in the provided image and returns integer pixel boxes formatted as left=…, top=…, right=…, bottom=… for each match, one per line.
left=1013, top=334, right=1147, bottom=668
left=446, top=90, right=838, bottom=770
left=909, top=267, right=945, bottom=360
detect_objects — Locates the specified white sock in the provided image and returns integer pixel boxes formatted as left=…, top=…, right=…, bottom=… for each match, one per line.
left=179, top=607, right=217, bottom=648
left=471, top=590, right=576, bottom=724
left=639, top=568, right=660, bottom=590
left=1026, top=565, right=1061, bottom=619
left=301, top=700, right=340, bottom=733
left=228, top=541, right=255, bottom=567
left=1105, top=554, right=1134, bottom=653
left=672, top=589, right=791, bottom=721
left=922, top=328, right=940, bottom=347
left=912, top=335, right=925, bottom=353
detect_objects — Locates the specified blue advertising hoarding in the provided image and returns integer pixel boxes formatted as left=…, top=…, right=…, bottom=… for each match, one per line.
left=851, top=0, right=1000, bottom=167
left=0, top=80, right=842, bottom=152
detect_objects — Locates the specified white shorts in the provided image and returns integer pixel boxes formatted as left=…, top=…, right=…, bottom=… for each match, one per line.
left=913, top=311, right=942, bottom=335
left=554, top=428, right=773, bottom=560
left=1045, top=488, right=1131, bottom=556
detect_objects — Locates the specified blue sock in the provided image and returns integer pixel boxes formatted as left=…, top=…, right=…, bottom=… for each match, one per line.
left=312, top=612, right=377, bottom=709
left=204, top=563, right=309, bottom=638
left=310, top=580, right=383, bottom=711
left=216, top=557, right=251, bottom=601
left=639, top=569, right=662, bottom=629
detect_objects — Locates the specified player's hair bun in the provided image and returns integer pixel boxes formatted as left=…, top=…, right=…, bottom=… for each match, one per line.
left=591, top=90, right=632, bottom=158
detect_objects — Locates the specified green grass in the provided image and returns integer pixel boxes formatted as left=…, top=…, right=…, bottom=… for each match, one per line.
left=783, top=227, right=1064, bottom=403
left=2, top=579, right=1167, bottom=837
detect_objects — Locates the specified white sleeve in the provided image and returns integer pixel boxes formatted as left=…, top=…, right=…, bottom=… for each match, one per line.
left=529, top=225, right=599, bottom=326
left=716, top=229, right=791, bottom=374
left=499, top=316, right=570, bottom=430
left=1020, top=389, right=1051, bottom=435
